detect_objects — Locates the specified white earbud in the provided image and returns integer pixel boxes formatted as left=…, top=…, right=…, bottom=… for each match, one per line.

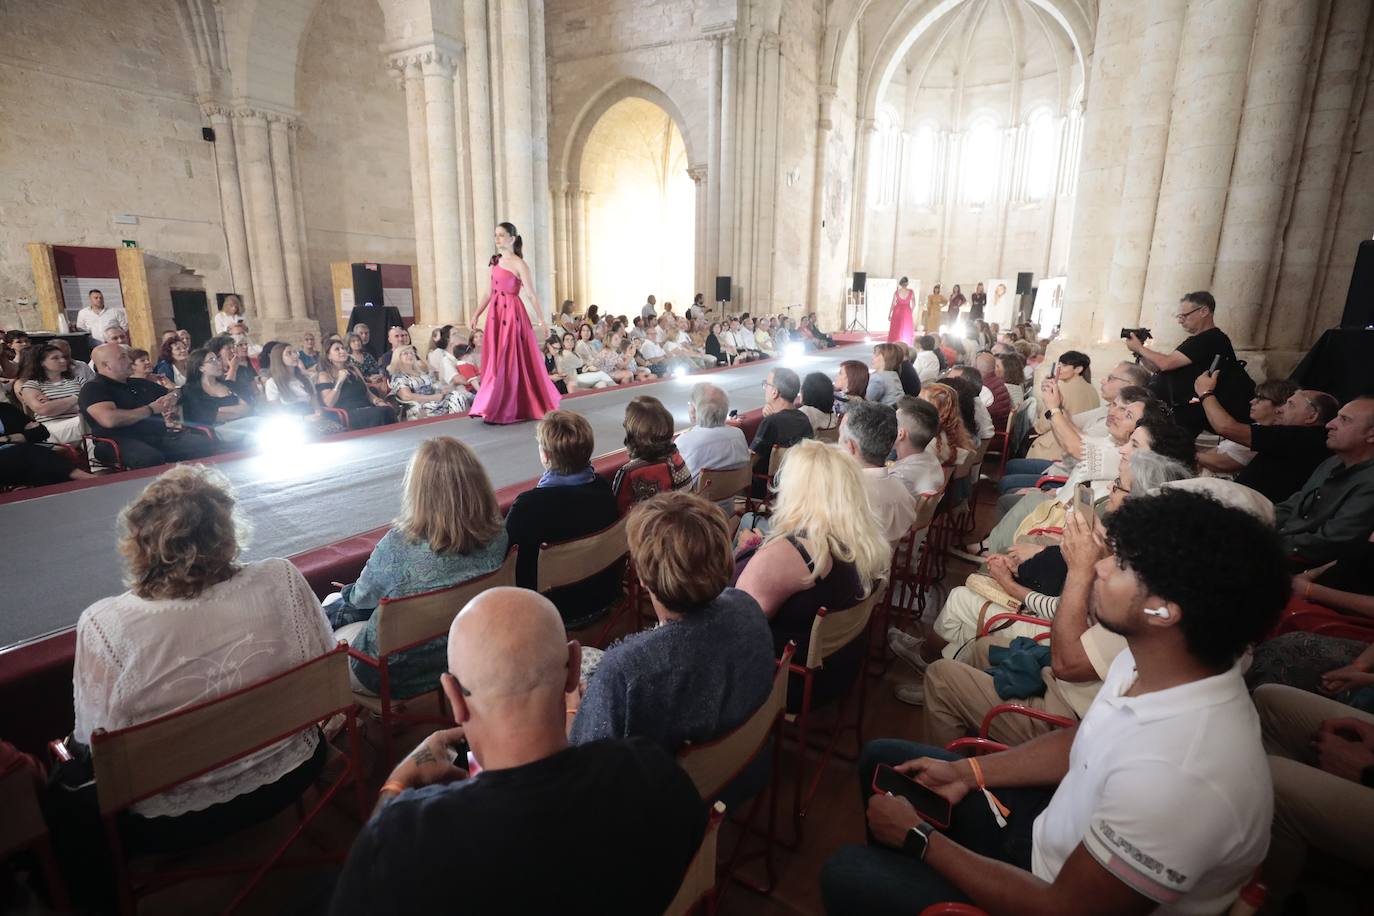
left=1143, top=607, right=1170, bottom=619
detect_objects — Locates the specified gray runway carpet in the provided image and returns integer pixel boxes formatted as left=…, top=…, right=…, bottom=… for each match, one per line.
left=0, top=344, right=867, bottom=649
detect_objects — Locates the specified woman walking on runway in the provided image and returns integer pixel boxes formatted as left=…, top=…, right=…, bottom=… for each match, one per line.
left=468, top=222, right=562, bottom=425
left=887, top=276, right=915, bottom=344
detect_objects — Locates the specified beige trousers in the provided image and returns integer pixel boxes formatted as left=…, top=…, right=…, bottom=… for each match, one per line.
left=923, top=637, right=1077, bottom=748
left=933, top=586, right=1051, bottom=661
left=1252, top=684, right=1374, bottom=913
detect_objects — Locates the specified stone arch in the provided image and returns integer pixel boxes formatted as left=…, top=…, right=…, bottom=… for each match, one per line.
left=560, top=77, right=703, bottom=186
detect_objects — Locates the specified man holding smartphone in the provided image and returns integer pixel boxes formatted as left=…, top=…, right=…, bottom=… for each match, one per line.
left=822, top=489, right=1288, bottom=915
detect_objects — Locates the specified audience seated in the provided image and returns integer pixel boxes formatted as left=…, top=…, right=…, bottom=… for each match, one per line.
left=866, top=343, right=905, bottom=407
left=993, top=350, right=1027, bottom=408
left=890, top=397, right=945, bottom=496
left=895, top=344, right=922, bottom=396
left=611, top=395, right=692, bottom=512
left=836, top=359, right=869, bottom=414
left=377, top=324, right=411, bottom=371
left=941, top=371, right=993, bottom=444
left=973, top=351, right=1013, bottom=432
left=313, top=338, right=395, bottom=429
left=839, top=400, right=918, bottom=542
left=918, top=381, right=972, bottom=465
left=1023, top=350, right=1105, bottom=461
left=426, top=324, right=462, bottom=384
left=79, top=343, right=218, bottom=468
left=329, top=587, right=706, bottom=915
left=1127, top=290, right=1236, bottom=436
left=822, top=489, right=1288, bottom=915
left=1274, top=396, right=1374, bottom=567
left=180, top=347, right=256, bottom=441
left=205, top=334, right=259, bottom=405
left=387, top=345, right=472, bottom=417
left=735, top=439, right=891, bottom=708
left=0, top=399, right=88, bottom=486
left=153, top=336, right=189, bottom=386
left=1195, top=371, right=1337, bottom=502
left=676, top=382, right=749, bottom=483
left=750, top=367, right=813, bottom=497
left=326, top=437, right=508, bottom=698
left=799, top=371, right=841, bottom=435
left=913, top=335, right=940, bottom=384
left=1195, top=378, right=1298, bottom=476
left=16, top=343, right=84, bottom=443
left=505, top=410, right=622, bottom=628
left=571, top=491, right=774, bottom=755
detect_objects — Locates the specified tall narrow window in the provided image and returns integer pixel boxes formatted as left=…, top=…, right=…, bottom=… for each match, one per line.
left=869, top=106, right=900, bottom=209
left=909, top=122, right=938, bottom=207
left=961, top=118, right=999, bottom=207
left=1024, top=110, right=1058, bottom=203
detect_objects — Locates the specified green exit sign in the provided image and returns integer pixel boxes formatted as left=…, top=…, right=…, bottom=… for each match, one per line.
left=121, top=240, right=137, bottom=248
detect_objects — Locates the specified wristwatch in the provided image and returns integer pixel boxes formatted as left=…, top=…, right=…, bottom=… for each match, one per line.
left=1043, top=408, right=1059, bottom=420
left=903, top=820, right=937, bottom=861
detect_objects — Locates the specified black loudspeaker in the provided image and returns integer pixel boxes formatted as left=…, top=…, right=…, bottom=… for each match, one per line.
left=351, top=262, right=384, bottom=308
left=715, top=276, right=732, bottom=302
left=1016, top=272, right=1033, bottom=295
left=853, top=271, right=867, bottom=293
left=350, top=263, right=387, bottom=355
left=1340, top=240, right=1374, bottom=328
left=202, top=127, right=215, bottom=143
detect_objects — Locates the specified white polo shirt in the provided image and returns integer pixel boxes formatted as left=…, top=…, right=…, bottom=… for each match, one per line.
left=860, top=465, right=918, bottom=542
left=676, top=423, right=749, bottom=478
left=1031, top=650, right=1271, bottom=913
left=76, top=305, right=128, bottom=340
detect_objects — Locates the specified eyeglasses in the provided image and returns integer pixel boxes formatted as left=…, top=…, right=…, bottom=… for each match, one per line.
left=1105, top=374, right=1130, bottom=384
left=1175, top=305, right=1205, bottom=321
left=1110, top=479, right=1130, bottom=497
left=203, top=355, right=222, bottom=364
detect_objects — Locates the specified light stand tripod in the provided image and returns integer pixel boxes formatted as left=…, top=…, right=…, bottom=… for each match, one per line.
left=846, top=290, right=868, bottom=332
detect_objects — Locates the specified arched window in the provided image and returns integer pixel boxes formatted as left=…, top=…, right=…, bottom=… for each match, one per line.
left=868, top=105, right=901, bottom=209
left=909, top=121, right=939, bottom=207
left=1023, top=109, right=1059, bottom=203
left=961, top=117, right=999, bottom=207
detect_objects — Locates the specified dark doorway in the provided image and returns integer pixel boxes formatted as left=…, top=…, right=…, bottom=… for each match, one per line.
left=171, top=289, right=213, bottom=348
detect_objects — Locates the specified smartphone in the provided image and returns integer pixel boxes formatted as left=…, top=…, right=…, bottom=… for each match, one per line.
left=872, top=764, right=952, bottom=828
left=728, top=408, right=739, bottom=419
left=1074, top=481, right=1094, bottom=517
left=1208, top=354, right=1221, bottom=376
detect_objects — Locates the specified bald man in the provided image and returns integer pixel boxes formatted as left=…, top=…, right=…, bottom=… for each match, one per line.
left=331, top=587, right=706, bottom=916
left=78, top=343, right=217, bottom=468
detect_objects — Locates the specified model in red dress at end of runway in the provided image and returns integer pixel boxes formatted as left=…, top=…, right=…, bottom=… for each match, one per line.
left=467, top=221, right=562, bottom=425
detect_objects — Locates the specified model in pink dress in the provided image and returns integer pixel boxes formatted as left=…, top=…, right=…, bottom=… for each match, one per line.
left=467, top=222, right=561, bottom=424
left=887, top=276, right=916, bottom=344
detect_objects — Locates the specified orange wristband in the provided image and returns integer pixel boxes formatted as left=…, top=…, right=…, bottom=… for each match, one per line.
left=967, top=757, right=1011, bottom=824
left=379, top=780, right=408, bottom=797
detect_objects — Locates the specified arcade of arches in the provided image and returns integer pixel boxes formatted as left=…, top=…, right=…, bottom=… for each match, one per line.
left=3, top=0, right=1372, bottom=372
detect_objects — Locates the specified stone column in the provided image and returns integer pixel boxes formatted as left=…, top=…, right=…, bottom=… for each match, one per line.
left=807, top=86, right=836, bottom=316
left=234, top=108, right=289, bottom=319
left=552, top=181, right=570, bottom=302
left=268, top=116, right=308, bottom=319
left=849, top=118, right=878, bottom=270
left=527, top=0, right=555, bottom=317
left=573, top=187, right=590, bottom=308
left=202, top=105, right=255, bottom=310
left=1099, top=0, right=1187, bottom=342
left=733, top=34, right=759, bottom=309
left=1267, top=0, right=1374, bottom=349
left=423, top=49, right=465, bottom=325
left=1212, top=0, right=1321, bottom=348
left=394, top=55, right=436, bottom=324
left=706, top=33, right=723, bottom=287
left=499, top=0, right=536, bottom=266
left=1138, top=0, right=1261, bottom=343
left=450, top=45, right=477, bottom=320
left=717, top=30, right=737, bottom=296
left=688, top=165, right=708, bottom=297
left=465, top=0, right=497, bottom=291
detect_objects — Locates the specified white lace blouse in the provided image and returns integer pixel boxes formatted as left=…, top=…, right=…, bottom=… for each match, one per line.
left=73, top=558, right=337, bottom=818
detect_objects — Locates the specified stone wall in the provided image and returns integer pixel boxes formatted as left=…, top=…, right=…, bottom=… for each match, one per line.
left=0, top=0, right=228, bottom=330
left=771, top=0, right=824, bottom=316
left=296, top=0, right=416, bottom=322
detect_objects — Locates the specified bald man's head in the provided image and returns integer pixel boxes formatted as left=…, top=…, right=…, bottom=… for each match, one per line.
left=448, top=587, right=574, bottom=701
left=91, top=343, right=131, bottom=381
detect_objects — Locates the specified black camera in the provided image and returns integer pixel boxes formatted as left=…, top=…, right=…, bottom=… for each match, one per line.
left=1121, top=327, right=1152, bottom=342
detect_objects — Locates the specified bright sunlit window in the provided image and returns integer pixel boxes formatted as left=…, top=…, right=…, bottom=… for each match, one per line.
left=961, top=118, right=999, bottom=207
left=909, top=122, right=938, bottom=207
left=869, top=106, right=901, bottom=209
left=1024, top=110, right=1058, bottom=203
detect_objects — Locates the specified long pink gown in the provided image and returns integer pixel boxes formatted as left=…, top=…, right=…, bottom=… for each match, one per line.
left=468, top=262, right=561, bottom=424
left=887, top=289, right=915, bottom=344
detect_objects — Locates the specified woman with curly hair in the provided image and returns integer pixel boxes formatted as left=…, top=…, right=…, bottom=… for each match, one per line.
left=68, top=465, right=335, bottom=841
left=919, top=381, right=973, bottom=463
left=610, top=395, right=692, bottom=513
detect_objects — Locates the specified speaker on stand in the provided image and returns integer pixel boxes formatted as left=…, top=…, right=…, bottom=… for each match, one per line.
left=715, top=275, right=732, bottom=321
left=847, top=271, right=868, bottom=331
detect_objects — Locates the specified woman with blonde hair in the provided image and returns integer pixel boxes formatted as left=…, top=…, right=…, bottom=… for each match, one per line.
left=69, top=465, right=335, bottom=842
left=387, top=345, right=472, bottom=417
left=735, top=439, right=890, bottom=707
left=920, top=381, right=973, bottom=463
left=327, top=437, right=508, bottom=697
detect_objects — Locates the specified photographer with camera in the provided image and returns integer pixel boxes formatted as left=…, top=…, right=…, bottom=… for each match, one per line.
left=1124, top=291, right=1236, bottom=436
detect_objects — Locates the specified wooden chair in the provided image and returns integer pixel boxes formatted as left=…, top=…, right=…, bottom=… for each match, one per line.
left=0, top=756, right=69, bottom=910
left=747, top=445, right=791, bottom=515
left=348, top=549, right=518, bottom=766
left=537, top=516, right=633, bottom=646
left=662, top=802, right=726, bottom=916
left=815, top=425, right=841, bottom=444
left=85, top=645, right=365, bottom=916
left=678, top=643, right=795, bottom=897
left=786, top=586, right=885, bottom=839
left=695, top=464, right=753, bottom=516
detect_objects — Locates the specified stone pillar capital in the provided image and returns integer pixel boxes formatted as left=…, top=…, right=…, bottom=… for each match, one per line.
left=419, top=47, right=460, bottom=78
left=702, top=22, right=736, bottom=42
left=859, top=117, right=878, bottom=134
left=200, top=101, right=233, bottom=122
left=687, top=165, right=707, bottom=183
left=760, top=31, right=780, bottom=52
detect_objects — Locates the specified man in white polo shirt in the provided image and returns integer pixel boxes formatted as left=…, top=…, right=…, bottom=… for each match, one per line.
left=675, top=382, right=748, bottom=485
left=75, top=288, right=128, bottom=342
left=822, top=488, right=1290, bottom=915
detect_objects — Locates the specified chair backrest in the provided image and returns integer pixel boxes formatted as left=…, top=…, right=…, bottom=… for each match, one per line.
left=0, top=762, right=47, bottom=856
left=804, top=585, right=884, bottom=669
left=912, top=491, right=941, bottom=530
left=537, top=516, right=629, bottom=594
left=678, top=643, right=796, bottom=800
left=372, top=548, right=519, bottom=656
left=662, top=801, right=726, bottom=916
left=695, top=464, right=752, bottom=504
left=91, top=646, right=355, bottom=816
left=767, top=444, right=790, bottom=476
left=815, top=425, right=840, bottom=444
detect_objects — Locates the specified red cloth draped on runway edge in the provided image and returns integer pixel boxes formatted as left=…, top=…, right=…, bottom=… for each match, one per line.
left=469, top=263, right=562, bottom=424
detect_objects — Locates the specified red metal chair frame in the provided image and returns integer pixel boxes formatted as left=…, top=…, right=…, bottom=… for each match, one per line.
left=0, top=756, right=70, bottom=910
left=1278, top=608, right=1374, bottom=642
left=980, top=611, right=1053, bottom=643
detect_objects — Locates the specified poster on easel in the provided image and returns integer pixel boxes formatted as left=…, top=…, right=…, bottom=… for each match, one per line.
left=984, top=278, right=1014, bottom=328
left=1032, top=276, right=1067, bottom=332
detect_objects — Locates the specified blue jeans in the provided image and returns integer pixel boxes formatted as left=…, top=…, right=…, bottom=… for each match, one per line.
left=819, top=740, right=1054, bottom=915
left=998, top=458, right=1054, bottom=494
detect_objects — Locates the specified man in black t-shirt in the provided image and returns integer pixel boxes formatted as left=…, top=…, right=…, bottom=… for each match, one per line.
left=750, top=366, right=813, bottom=496
left=330, top=587, right=706, bottom=916
left=79, top=344, right=219, bottom=468
left=1126, top=290, right=1235, bottom=434
left=1196, top=371, right=1336, bottom=502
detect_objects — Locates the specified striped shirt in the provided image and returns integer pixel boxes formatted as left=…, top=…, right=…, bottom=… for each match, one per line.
left=20, top=377, right=83, bottom=420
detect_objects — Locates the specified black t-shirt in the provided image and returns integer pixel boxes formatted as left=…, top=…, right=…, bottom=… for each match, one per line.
left=1156, top=326, right=1235, bottom=406
left=1236, top=424, right=1333, bottom=503
left=181, top=384, right=242, bottom=426
left=329, top=738, right=706, bottom=916
left=750, top=408, right=814, bottom=476
left=78, top=374, right=166, bottom=442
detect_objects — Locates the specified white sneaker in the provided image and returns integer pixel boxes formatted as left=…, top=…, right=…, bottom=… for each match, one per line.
left=895, top=682, right=926, bottom=706
left=887, top=628, right=929, bottom=674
